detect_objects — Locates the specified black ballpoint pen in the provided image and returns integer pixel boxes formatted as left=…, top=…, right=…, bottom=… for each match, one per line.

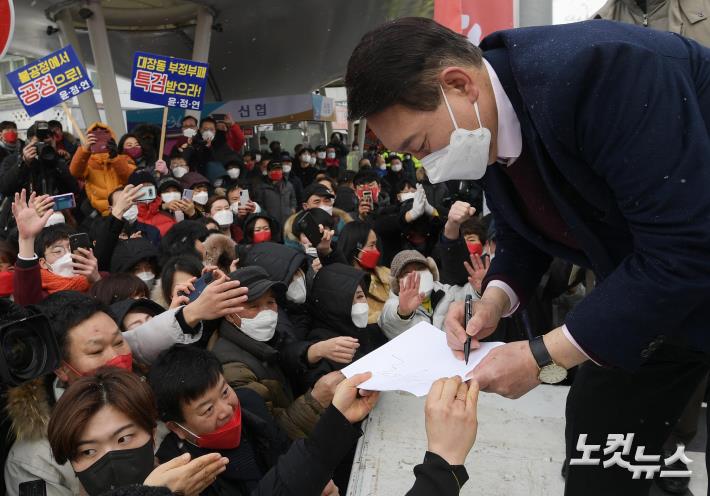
left=464, top=294, right=473, bottom=364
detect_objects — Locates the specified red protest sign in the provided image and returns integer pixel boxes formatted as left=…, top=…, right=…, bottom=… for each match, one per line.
left=0, top=0, right=15, bottom=59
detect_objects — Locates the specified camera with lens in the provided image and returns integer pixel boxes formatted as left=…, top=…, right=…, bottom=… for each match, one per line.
left=0, top=313, right=61, bottom=387
left=33, top=121, right=57, bottom=163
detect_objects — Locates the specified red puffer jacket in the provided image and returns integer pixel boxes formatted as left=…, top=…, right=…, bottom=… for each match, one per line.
left=137, top=198, right=176, bottom=236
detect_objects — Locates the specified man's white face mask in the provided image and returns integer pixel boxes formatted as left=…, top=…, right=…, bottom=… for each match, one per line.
left=421, top=86, right=491, bottom=184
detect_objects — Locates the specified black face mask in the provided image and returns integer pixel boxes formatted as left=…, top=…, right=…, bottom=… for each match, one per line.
left=75, top=440, right=154, bottom=496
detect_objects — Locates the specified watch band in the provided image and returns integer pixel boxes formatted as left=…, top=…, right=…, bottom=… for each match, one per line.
left=529, top=335, right=553, bottom=369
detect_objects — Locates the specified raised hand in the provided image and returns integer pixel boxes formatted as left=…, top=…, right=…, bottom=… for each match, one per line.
left=398, top=271, right=425, bottom=317
left=464, top=253, right=490, bottom=294
left=12, top=190, right=53, bottom=241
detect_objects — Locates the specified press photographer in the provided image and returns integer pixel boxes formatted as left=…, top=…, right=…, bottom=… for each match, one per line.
left=0, top=121, right=78, bottom=198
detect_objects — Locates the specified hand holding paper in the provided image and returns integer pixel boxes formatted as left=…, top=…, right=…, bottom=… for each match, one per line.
left=342, top=322, right=503, bottom=396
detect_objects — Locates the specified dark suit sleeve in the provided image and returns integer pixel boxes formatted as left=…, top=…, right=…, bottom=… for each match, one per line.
left=550, top=41, right=710, bottom=369
left=253, top=405, right=361, bottom=496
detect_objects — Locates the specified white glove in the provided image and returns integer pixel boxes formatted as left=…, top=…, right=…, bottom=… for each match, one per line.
left=409, top=186, right=426, bottom=220
left=420, top=186, right=435, bottom=216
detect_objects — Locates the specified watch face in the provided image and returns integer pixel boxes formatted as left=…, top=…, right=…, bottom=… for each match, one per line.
left=539, top=364, right=568, bottom=384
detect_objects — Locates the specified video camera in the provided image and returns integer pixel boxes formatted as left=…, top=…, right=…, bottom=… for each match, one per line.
left=0, top=312, right=61, bottom=387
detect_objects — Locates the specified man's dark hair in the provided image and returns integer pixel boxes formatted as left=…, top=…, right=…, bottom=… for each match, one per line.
left=199, top=117, right=216, bottom=128
left=353, top=169, right=381, bottom=187
left=90, top=273, right=150, bottom=306
left=181, top=115, right=198, bottom=126
left=460, top=217, right=488, bottom=244
left=148, top=345, right=224, bottom=422
left=0, top=120, right=16, bottom=131
left=37, top=291, right=113, bottom=360
left=35, top=224, right=77, bottom=257
left=346, top=17, right=483, bottom=120
left=48, top=120, right=62, bottom=130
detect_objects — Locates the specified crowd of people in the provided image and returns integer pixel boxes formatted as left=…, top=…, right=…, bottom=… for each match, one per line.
left=0, top=114, right=501, bottom=496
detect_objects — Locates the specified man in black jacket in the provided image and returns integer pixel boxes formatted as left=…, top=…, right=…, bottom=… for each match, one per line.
left=148, top=345, right=369, bottom=496
left=0, top=121, right=78, bottom=197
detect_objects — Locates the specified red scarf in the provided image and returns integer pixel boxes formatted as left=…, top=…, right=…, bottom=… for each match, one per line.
left=41, top=268, right=90, bottom=294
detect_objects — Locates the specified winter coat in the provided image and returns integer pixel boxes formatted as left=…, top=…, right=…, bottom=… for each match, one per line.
left=89, top=215, right=161, bottom=272
left=137, top=198, right=176, bottom=237
left=0, top=149, right=78, bottom=198
left=594, top=0, right=710, bottom=47
left=69, top=123, right=136, bottom=215
left=306, top=264, right=387, bottom=383
left=253, top=181, right=296, bottom=230
left=208, top=318, right=323, bottom=440
left=156, top=388, right=360, bottom=496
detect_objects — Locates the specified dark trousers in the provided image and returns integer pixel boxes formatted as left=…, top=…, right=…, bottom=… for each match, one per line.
left=564, top=344, right=710, bottom=496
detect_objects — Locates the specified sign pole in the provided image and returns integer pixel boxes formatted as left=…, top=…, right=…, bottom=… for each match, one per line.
left=61, top=102, right=86, bottom=144
left=158, top=106, right=168, bottom=160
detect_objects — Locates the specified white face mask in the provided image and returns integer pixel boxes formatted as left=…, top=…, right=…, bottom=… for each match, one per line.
left=416, top=270, right=435, bottom=297
left=136, top=271, right=155, bottom=286
left=48, top=252, right=74, bottom=277
left=262, top=169, right=268, bottom=176
left=172, top=166, right=188, bottom=178
left=319, top=205, right=333, bottom=215
left=317, top=151, right=326, bottom=160
left=286, top=275, right=307, bottom=304
left=421, top=86, right=491, bottom=184
left=193, top=191, right=209, bottom=205
left=391, top=163, right=402, bottom=172
left=46, top=211, right=66, bottom=227
left=183, top=128, right=197, bottom=138
left=227, top=168, right=241, bottom=179
left=230, top=202, right=241, bottom=214
left=309, top=156, right=317, bottom=165
left=201, top=130, right=215, bottom=141
left=213, top=209, right=234, bottom=226
left=255, top=153, right=262, bottom=162
left=351, top=302, right=369, bottom=328
left=399, top=192, right=416, bottom=203
left=123, top=205, right=139, bottom=222
left=161, top=192, right=181, bottom=204
left=304, top=246, right=318, bottom=257
left=301, top=154, right=311, bottom=163
left=239, top=309, right=278, bottom=341
left=326, top=152, right=336, bottom=159
left=378, top=163, right=387, bottom=170
left=282, top=164, right=292, bottom=174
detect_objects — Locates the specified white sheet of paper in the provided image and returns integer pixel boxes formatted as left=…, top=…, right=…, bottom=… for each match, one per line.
left=342, top=322, right=504, bottom=397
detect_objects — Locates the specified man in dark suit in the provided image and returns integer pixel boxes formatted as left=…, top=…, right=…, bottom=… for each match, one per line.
left=346, top=17, right=710, bottom=496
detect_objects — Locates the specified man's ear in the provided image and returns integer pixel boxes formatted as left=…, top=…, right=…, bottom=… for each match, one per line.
left=39, top=257, right=49, bottom=270
left=166, top=421, right=187, bottom=441
left=440, top=66, right=479, bottom=103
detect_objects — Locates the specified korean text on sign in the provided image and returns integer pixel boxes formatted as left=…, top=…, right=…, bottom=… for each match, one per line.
left=5, top=45, right=93, bottom=117
left=130, top=52, right=209, bottom=110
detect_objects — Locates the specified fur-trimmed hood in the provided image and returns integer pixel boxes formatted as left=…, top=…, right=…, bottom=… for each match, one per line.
left=283, top=207, right=352, bottom=243
left=5, top=376, right=56, bottom=441
left=203, top=232, right=237, bottom=273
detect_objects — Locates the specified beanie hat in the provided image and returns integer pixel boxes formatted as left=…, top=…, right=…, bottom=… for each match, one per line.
left=389, top=250, right=439, bottom=295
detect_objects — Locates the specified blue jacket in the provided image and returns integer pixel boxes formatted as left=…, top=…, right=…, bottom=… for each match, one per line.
left=479, top=20, right=710, bottom=370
